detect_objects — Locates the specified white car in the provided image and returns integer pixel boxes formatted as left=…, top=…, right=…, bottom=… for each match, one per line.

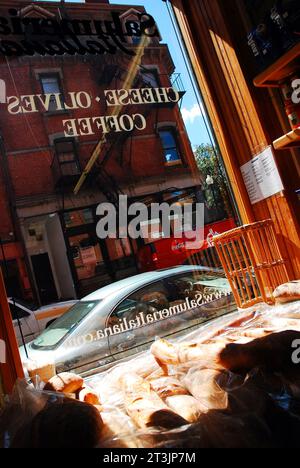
left=19, top=266, right=236, bottom=376
left=9, top=298, right=77, bottom=345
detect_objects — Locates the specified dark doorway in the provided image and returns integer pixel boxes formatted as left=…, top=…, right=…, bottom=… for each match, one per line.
left=31, top=253, right=58, bottom=305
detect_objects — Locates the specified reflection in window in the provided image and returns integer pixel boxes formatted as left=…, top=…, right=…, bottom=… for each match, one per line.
left=32, top=301, right=100, bottom=350
left=140, top=219, right=165, bottom=244
left=10, top=304, right=30, bottom=320
left=54, top=140, right=80, bottom=177
left=69, top=234, right=103, bottom=281
left=132, top=35, right=142, bottom=45
left=64, top=209, right=94, bottom=229
left=159, top=129, right=182, bottom=166
left=106, top=270, right=235, bottom=355
left=40, top=74, right=62, bottom=112
left=106, top=238, right=132, bottom=260
left=141, top=69, right=159, bottom=88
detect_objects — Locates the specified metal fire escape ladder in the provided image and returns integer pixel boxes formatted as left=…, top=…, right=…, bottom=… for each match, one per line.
left=94, top=166, right=123, bottom=209
left=74, top=35, right=150, bottom=195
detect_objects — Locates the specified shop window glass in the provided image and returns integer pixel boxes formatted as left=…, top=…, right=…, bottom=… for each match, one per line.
left=159, top=129, right=182, bottom=165
left=0, top=0, right=240, bottom=377
left=106, top=238, right=132, bottom=260
left=141, top=69, right=160, bottom=88
left=40, top=74, right=62, bottom=112
left=32, top=301, right=100, bottom=350
left=10, top=304, right=30, bottom=320
left=132, top=35, right=142, bottom=45
left=104, top=270, right=235, bottom=355
left=64, top=209, right=94, bottom=229
left=140, top=218, right=165, bottom=244
left=54, top=140, right=80, bottom=177
left=69, top=234, right=104, bottom=281
left=50, top=269, right=235, bottom=370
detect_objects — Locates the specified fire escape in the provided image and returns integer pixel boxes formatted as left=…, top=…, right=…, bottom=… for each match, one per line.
left=87, top=57, right=186, bottom=211
left=50, top=50, right=186, bottom=212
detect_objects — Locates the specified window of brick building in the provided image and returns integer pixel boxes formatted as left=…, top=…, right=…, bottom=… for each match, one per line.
left=40, top=74, right=62, bottom=112
left=54, top=139, right=80, bottom=177
left=159, top=129, right=182, bottom=166
left=141, top=68, right=160, bottom=88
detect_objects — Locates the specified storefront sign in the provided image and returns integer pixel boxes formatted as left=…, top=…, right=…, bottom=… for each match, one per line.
left=66, top=289, right=232, bottom=349
left=0, top=10, right=159, bottom=57
left=241, top=146, right=284, bottom=205
left=4, top=87, right=180, bottom=137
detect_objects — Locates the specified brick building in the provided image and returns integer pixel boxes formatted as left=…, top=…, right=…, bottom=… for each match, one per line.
left=0, top=0, right=228, bottom=303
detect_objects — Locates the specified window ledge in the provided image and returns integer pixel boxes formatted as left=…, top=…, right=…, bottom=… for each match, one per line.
left=43, top=110, right=70, bottom=117
left=164, top=161, right=183, bottom=167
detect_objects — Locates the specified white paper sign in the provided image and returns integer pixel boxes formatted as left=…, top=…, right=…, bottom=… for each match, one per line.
left=241, top=146, right=284, bottom=205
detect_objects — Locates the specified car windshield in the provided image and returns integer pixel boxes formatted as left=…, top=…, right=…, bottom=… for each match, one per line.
left=31, top=301, right=101, bottom=350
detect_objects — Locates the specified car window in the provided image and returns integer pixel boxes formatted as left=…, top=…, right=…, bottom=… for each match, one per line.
left=100, top=270, right=235, bottom=358
left=32, top=269, right=236, bottom=374
left=31, top=301, right=101, bottom=350
left=10, top=304, right=30, bottom=320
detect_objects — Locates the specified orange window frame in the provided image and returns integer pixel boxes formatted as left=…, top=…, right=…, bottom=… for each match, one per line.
left=0, top=268, right=24, bottom=395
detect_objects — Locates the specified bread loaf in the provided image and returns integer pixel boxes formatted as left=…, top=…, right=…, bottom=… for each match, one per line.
left=273, top=280, right=300, bottom=304
left=123, top=374, right=187, bottom=429
left=183, top=368, right=229, bottom=410
left=165, top=395, right=204, bottom=423
left=150, top=377, right=188, bottom=398
left=78, top=387, right=101, bottom=406
left=44, top=372, right=84, bottom=394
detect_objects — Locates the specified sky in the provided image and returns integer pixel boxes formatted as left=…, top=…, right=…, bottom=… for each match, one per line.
left=35, top=0, right=211, bottom=146
left=110, top=0, right=211, bottom=146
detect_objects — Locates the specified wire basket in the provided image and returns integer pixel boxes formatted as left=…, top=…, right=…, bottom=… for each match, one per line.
left=213, top=220, right=289, bottom=308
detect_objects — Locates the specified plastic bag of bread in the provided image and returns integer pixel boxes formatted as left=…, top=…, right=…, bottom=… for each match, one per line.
left=273, top=280, right=300, bottom=304
left=164, top=395, right=204, bottom=423
left=149, top=377, right=188, bottom=399
left=122, top=374, right=188, bottom=429
left=100, top=410, right=146, bottom=448
left=76, top=386, right=101, bottom=406
left=182, top=368, right=231, bottom=410
left=150, top=338, right=226, bottom=375
left=44, top=372, right=84, bottom=394
left=261, top=318, right=300, bottom=333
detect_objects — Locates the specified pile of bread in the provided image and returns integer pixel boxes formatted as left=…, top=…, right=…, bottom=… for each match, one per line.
left=44, top=373, right=101, bottom=408
left=273, top=280, right=300, bottom=304
left=37, top=288, right=300, bottom=448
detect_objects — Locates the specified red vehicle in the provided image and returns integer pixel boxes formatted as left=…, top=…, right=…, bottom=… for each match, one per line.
left=137, top=218, right=236, bottom=272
